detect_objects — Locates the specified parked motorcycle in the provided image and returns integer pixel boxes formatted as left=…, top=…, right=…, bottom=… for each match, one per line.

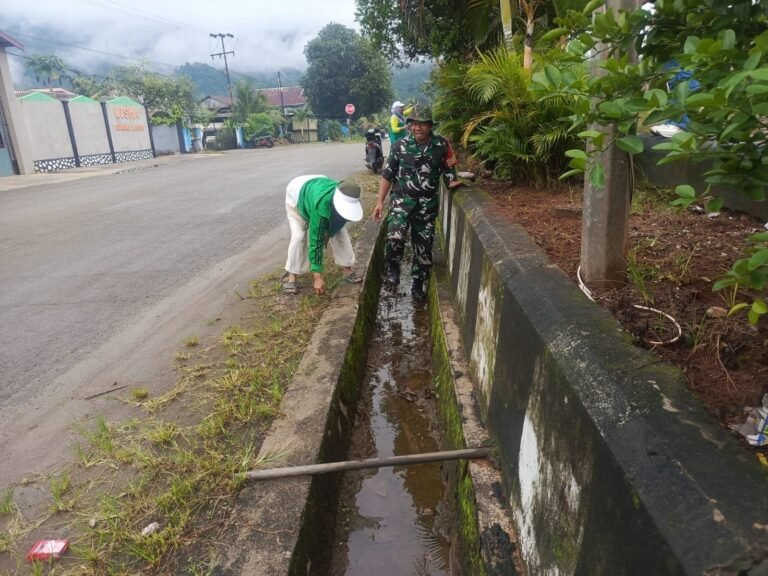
left=252, top=134, right=274, bottom=148
left=364, top=128, right=384, bottom=174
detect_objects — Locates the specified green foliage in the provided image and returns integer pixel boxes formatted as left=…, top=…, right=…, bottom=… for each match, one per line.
left=431, top=47, right=584, bottom=186
left=232, top=80, right=268, bottom=123
left=303, top=23, right=393, bottom=118
left=713, top=231, right=768, bottom=324
left=174, top=62, right=228, bottom=96
left=356, top=0, right=503, bottom=62
left=319, top=119, right=344, bottom=141
left=24, top=54, right=71, bottom=86
left=355, top=113, right=387, bottom=135
left=391, top=62, right=434, bottom=102
left=535, top=0, right=768, bottom=321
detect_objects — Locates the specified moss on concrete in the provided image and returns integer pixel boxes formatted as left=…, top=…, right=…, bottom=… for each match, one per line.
left=428, top=270, right=488, bottom=576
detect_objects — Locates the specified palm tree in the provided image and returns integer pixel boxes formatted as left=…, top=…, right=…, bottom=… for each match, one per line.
left=456, top=47, right=585, bottom=186
left=467, top=0, right=590, bottom=71
left=232, top=80, right=267, bottom=124
left=292, top=107, right=313, bottom=142
left=24, top=54, right=71, bottom=86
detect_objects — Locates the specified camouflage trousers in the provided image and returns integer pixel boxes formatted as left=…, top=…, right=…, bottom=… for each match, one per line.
left=384, top=192, right=439, bottom=281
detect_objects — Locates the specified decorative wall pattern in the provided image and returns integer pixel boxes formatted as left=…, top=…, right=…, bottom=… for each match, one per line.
left=115, top=150, right=153, bottom=163
left=34, top=157, right=77, bottom=173
left=79, top=153, right=113, bottom=167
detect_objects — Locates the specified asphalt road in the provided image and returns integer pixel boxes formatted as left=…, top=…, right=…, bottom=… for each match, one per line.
left=0, top=143, right=367, bottom=488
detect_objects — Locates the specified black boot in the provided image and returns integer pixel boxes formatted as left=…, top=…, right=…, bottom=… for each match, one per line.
left=385, top=265, right=400, bottom=287
left=411, top=278, right=426, bottom=302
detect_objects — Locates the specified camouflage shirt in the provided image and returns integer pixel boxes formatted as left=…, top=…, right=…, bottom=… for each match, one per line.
left=381, top=132, right=458, bottom=197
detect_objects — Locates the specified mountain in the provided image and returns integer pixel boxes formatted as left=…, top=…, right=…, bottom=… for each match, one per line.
left=391, top=62, right=433, bottom=103
left=175, top=62, right=306, bottom=98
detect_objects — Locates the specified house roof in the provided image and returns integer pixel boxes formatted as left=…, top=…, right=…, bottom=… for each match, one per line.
left=0, top=31, right=23, bottom=51
left=15, top=88, right=77, bottom=101
left=256, top=86, right=305, bottom=108
left=200, top=87, right=306, bottom=110
left=201, top=95, right=233, bottom=108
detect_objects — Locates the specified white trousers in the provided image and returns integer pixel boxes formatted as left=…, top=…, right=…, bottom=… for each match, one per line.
left=285, top=203, right=355, bottom=274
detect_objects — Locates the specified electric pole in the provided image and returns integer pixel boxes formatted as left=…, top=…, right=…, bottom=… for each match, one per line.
left=210, top=33, right=235, bottom=105
left=277, top=71, right=286, bottom=137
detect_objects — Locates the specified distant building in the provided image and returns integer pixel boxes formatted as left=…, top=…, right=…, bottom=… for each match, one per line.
left=199, top=88, right=316, bottom=142
left=14, top=87, right=77, bottom=101
left=254, top=86, right=306, bottom=114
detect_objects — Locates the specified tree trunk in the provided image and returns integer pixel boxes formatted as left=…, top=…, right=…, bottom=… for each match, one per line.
left=524, top=15, right=534, bottom=71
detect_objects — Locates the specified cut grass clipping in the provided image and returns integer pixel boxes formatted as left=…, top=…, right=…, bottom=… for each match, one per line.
left=1, top=268, right=343, bottom=575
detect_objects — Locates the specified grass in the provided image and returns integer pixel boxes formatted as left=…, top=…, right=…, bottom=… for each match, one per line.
left=0, top=175, right=378, bottom=574
left=183, top=334, right=200, bottom=347
left=0, top=265, right=342, bottom=575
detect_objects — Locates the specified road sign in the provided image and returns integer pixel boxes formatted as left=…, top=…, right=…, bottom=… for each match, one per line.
left=345, top=103, right=355, bottom=115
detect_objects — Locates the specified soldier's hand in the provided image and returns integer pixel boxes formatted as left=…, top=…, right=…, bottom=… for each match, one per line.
left=372, top=202, right=384, bottom=222
left=448, top=180, right=465, bottom=190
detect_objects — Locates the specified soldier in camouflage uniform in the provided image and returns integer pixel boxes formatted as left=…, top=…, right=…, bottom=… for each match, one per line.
left=372, top=109, right=463, bottom=302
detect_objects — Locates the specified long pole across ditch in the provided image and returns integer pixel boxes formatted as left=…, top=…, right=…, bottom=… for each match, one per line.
left=245, top=447, right=492, bottom=481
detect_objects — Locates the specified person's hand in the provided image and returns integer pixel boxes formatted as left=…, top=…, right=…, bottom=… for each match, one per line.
left=372, top=201, right=384, bottom=222
left=313, top=274, right=326, bottom=295
left=448, top=180, right=465, bottom=190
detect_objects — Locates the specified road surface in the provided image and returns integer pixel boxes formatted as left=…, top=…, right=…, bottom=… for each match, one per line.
left=0, top=143, right=366, bottom=489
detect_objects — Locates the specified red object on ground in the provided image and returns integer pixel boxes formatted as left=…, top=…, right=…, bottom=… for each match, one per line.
left=26, top=539, right=69, bottom=562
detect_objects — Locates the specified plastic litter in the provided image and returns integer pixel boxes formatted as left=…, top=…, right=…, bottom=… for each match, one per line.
left=141, top=521, right=162, bottom=536
left=732, top=394, right=768, bottom=447
left=26, top=539, right=68, bottom=562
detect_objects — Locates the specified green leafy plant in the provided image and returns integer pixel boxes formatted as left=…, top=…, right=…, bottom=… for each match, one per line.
left=713, top=231, right=768, bottom=324
left=531, top=0, right=768, bottom=321
left=432, top=46, right=584, bottom=186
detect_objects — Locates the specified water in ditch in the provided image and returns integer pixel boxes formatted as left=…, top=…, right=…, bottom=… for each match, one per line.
left=326, top=267, right=459, bottom=576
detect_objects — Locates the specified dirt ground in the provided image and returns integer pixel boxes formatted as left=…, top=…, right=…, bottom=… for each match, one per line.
left=484, top=178, right=768, bottom=450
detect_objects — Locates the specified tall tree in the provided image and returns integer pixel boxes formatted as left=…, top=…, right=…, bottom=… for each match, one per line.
left=303, top=23, right=393, bottom=118
left=232, top=80, right=268, bottom=124
left=24, top=54, right=71, bottom=86
left=109, top=65, right=198, bottom=123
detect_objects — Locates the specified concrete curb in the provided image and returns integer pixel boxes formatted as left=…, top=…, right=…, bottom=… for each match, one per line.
left=439, top=186, right=768, bottom=574
left=429, top=248, right=521, bottom=575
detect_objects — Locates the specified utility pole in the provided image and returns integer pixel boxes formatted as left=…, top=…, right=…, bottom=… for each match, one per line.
left=277, top=71, right=286, bottom=115
left=580, top=0, right=642, bottom=288
left=210, top=33, right=235, bottom=105
left=277, top=71, right=286, bottom=136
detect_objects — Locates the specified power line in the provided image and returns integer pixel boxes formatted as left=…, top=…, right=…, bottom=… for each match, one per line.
left=5, top=30, right=179, bottom=71
left=76, top=0, right=209, bottom=34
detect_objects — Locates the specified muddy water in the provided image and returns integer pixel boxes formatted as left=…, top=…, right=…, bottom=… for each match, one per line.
left=327, top=270, right=458, bottom=576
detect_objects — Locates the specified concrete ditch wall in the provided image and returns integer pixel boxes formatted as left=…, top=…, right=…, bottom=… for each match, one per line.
left=438, top=187, right=768, bottom=575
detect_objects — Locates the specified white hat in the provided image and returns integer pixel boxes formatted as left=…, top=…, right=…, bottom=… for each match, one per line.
left=333, top=181, right=363, bottom=222
left=392, top=101, right=405, bottom=108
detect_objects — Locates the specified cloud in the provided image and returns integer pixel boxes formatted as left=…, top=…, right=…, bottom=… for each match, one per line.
left=1, top=0, right=359, bottom=73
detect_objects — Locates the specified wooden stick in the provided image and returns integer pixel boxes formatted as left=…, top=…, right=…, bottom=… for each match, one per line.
left=245, top=447, right=491, bottom=481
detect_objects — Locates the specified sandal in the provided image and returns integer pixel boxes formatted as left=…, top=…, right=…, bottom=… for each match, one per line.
left=283, top=281, right=298, bottom=295
left=343, top=272, right=363, bottom=284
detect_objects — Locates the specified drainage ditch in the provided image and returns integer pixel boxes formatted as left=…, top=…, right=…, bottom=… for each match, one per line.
left=327, top=267, right=461, bottom=576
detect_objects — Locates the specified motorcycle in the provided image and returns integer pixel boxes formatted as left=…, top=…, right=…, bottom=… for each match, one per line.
left=252, top=134, right=274, bottom=148
left=364, top=128, right=384, bottom=174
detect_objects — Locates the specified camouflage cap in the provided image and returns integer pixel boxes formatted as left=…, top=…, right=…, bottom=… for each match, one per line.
left=406, top=107, right=435, bottom=125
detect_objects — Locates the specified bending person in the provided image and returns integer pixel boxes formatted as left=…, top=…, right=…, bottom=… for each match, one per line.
left=284, top=176, right=363, bottom=295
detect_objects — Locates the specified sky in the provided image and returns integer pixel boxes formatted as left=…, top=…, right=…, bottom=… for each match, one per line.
left=1, top=0, right=360, bottom=80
